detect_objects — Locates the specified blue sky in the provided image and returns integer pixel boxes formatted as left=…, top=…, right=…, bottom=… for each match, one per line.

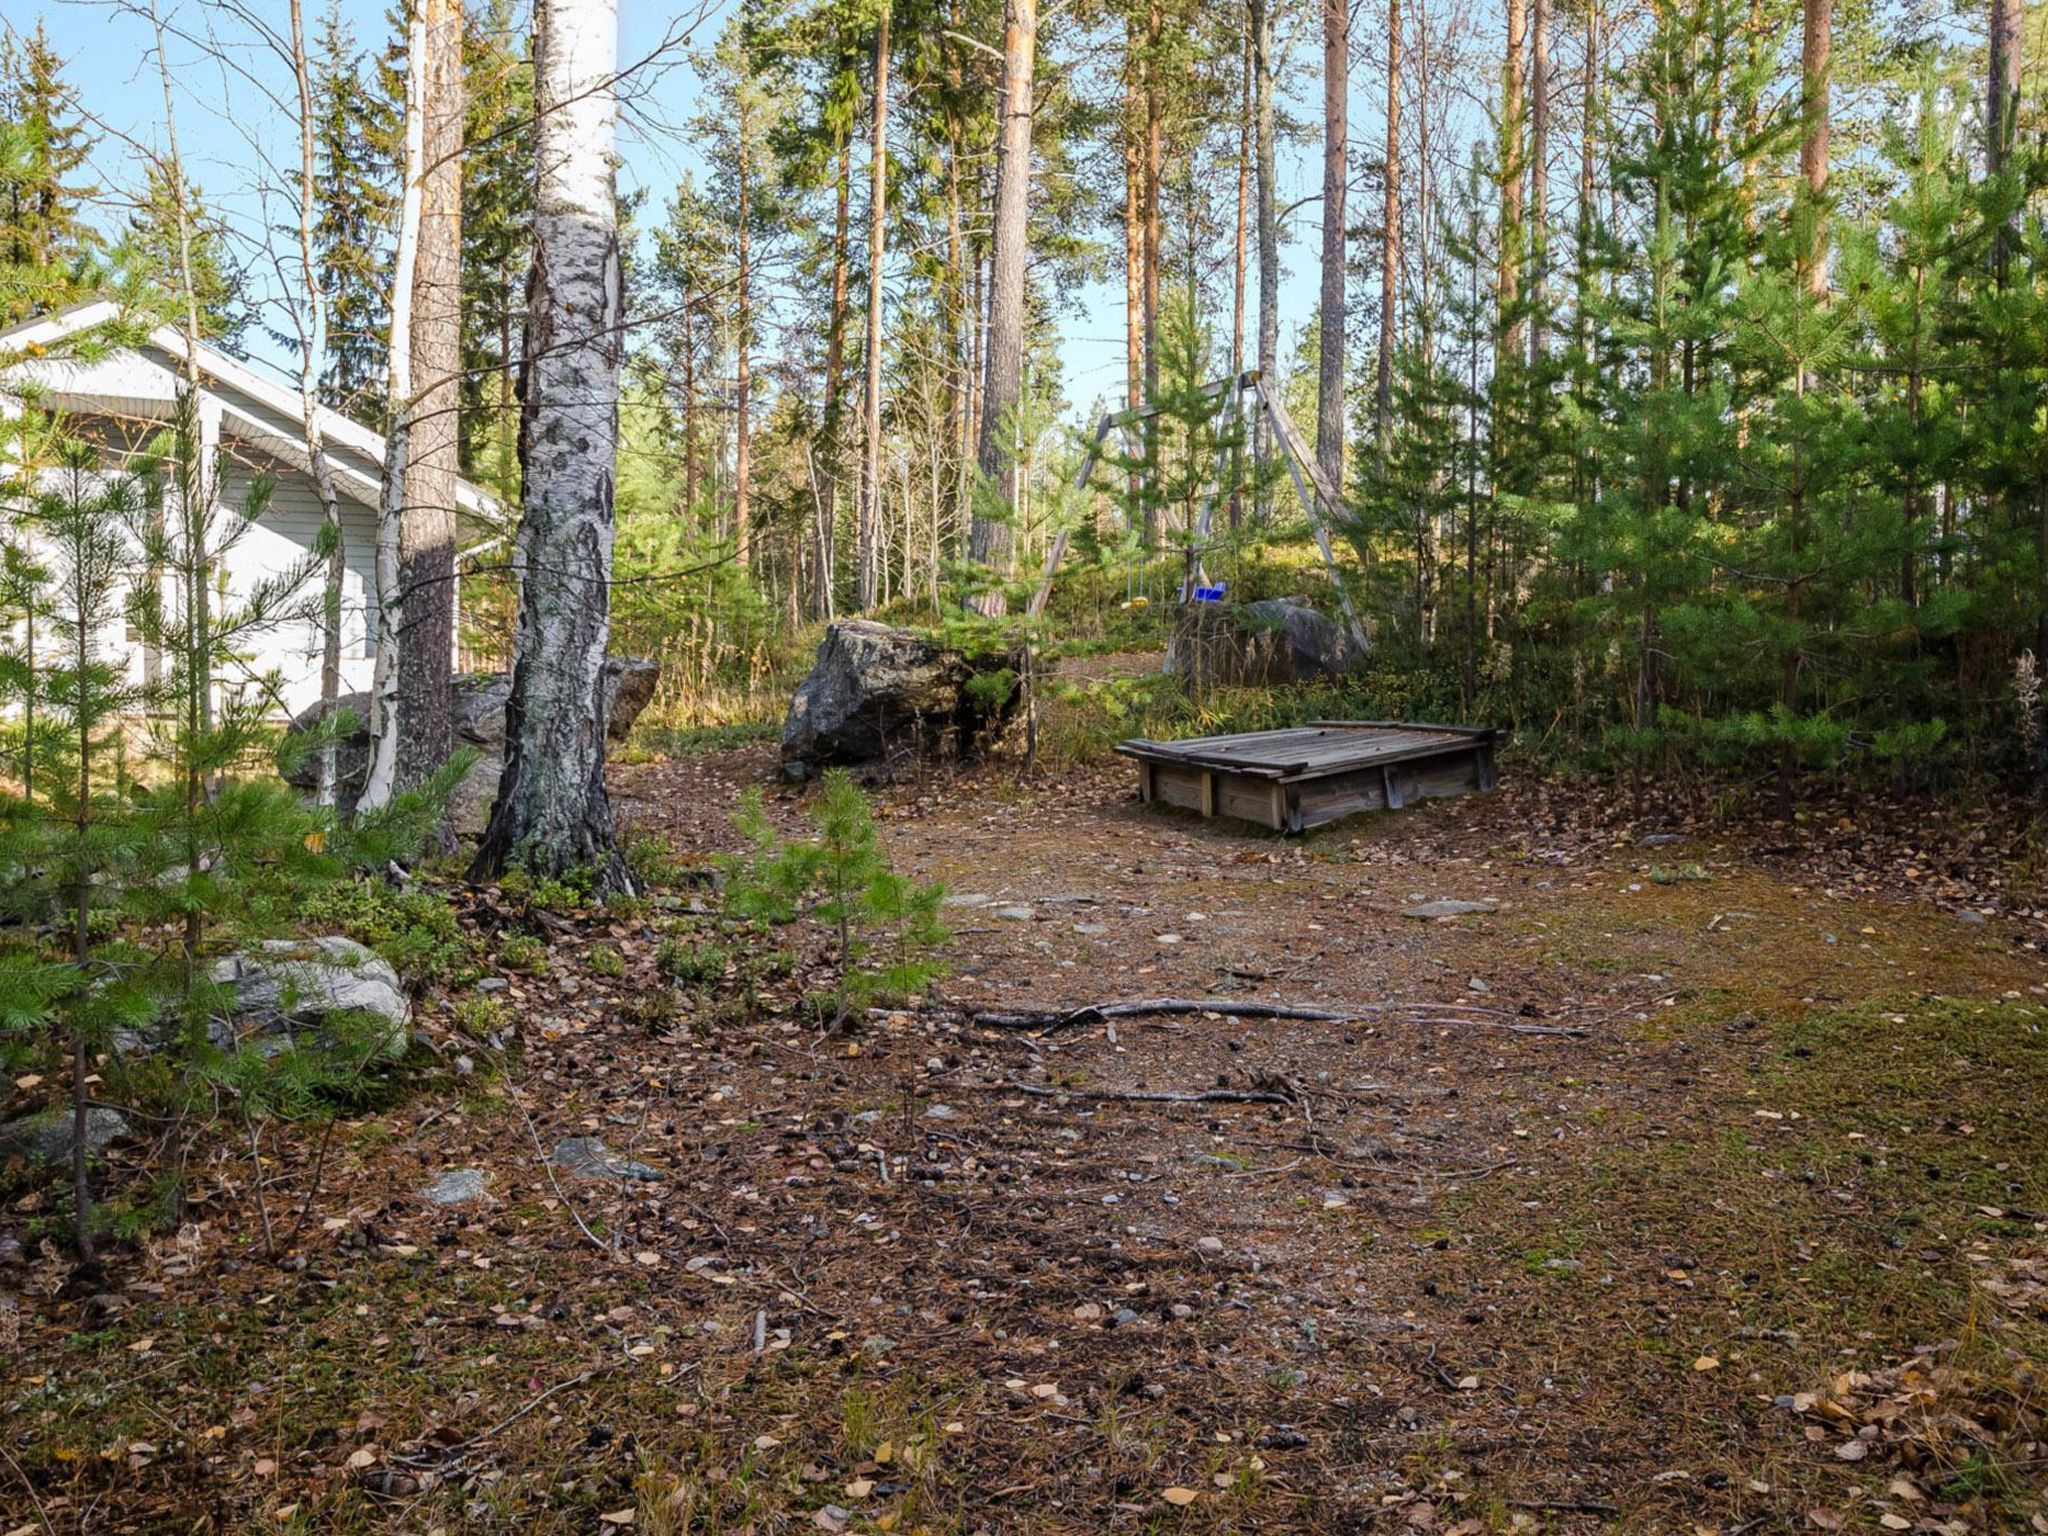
left=24, top=0, right=1342, bottom=426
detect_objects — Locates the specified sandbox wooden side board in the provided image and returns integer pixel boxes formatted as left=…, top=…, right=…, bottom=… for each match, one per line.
left=1116, top=721, right=1497, bottom=834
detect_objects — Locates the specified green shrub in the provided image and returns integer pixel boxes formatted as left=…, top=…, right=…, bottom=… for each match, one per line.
left=657, top=936, right=730, bottom=985
left=497, top=933, right=549, bottom=975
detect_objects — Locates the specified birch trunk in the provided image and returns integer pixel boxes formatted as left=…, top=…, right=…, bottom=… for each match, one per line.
left=1375, top=0, right=1401, bottom=443
left=397, top=0, right=464, bottom=799
left=472, top=0, right=627, bottom=891
left=360, top=0, right=429, bottom=814
left=1315, top=0, right=1348, bottom=495
left=968, top=0, right=1037, bottom=618
left=858, top=7, right=890, bottom=610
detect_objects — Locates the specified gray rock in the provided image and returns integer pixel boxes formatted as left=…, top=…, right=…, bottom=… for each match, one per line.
left=924, top=1103, right=957, bottom=1120
left=994, top=905, right=1035, bottom=922
left=1636, top=833, right=1684, bottom=847
left=1072, top=922, right=1111, bottom=935
left=780, top=620, right=1014, bottom=781
left=1401, top=899, right=1498, bottom=920
left=1166, top=598, right=1362, bottom=689
left=421, top=1168, right=488, bottom=1205
left=281, top=657, right=660, bottom=834
left=475, top=976, right=510, bottom=994
left=551, top=1137, right=664, bottom=1183
left=213, top=936, right=410, bottom=1058
left=1, top=1106, right=129, bottom=1167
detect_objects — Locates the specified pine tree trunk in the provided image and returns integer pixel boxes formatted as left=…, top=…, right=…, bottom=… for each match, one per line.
left=1798, top=0, right=1830, bottom=299
left=1124, top=40, right=1147, bottom=544
left=1526, top=0, right=1549, bottom=365
left=397, top=0, right=464, bottom=800
left=1989, top=0, right=2022, bottom=281
left=1143, top=0, right=1163, bottom=482
left=1497, top=0, right=1526, bottom=357
left=821, top=127, right=852, bottom=614
left=361, top=0, right=429, bottom=814
left=1374, top=0, right=1401, bottom=445
left=1233, top=21, right=1250, bottom=375
left=472, top=0, right=627, bottom=890
left=735, top=110, right=753, bottom=567
left=290, top=0, right=348, bottom=810
left=1250, top=0, right=1278, bottom=509
left=859, top=8, right=890, bottom=609
left=1316, top=0, right=1348, bottom=495
left=968, top=0, right=1036, bottom=618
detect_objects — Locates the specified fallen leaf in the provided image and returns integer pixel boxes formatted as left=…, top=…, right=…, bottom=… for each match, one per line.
left=1692, top=1356, right=1719, bottom=1372
left=599, top=1511, right=635, bottom=1527
left=844, top=1478, right=875, bottom=1498
left=1162, top=1487, right=1200, bottom=1506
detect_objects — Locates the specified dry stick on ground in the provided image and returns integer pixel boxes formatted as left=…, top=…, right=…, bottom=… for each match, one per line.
left=964, top=997, right=1588, bottom=1037
left=973, top=1081, right=1299, bottom=1107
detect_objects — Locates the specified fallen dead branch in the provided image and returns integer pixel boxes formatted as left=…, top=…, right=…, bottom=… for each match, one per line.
left=967, top=1080, right=1299, bottom=1107
left=957, top=996, right=1588, bottom=1037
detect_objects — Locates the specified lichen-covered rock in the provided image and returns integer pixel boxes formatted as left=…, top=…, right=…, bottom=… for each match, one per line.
left=212, top=935, right=411, bottom=1058
left=281, top=657, right=660, bottom=835
left=781, top=620, right=1013, bottom=780
left=1166, top=599, right=1363, bottom=689
left=0, top=1106, right=129, bottom=1167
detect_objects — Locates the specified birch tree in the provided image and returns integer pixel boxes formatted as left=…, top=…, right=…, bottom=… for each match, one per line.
left=358, top=0, right=428, bottom=814
left=472, top=0, right=629, bottom=890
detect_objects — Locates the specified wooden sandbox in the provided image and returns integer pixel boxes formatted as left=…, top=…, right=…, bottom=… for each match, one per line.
left=1116, top=721, right=1497, bottom=834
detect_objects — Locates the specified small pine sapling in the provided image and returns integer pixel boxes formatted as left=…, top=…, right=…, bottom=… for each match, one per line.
left=723, top=771, right=948, bottom=1029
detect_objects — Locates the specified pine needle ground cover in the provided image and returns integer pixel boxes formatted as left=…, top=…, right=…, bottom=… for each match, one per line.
left=5, top=751, right=2046, bottom=1534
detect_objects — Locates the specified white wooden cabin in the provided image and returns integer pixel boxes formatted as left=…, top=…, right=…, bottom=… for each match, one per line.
left=0, top=300, right=502, bottom=716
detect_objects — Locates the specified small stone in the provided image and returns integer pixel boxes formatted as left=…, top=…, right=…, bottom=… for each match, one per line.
left=1112, top=1308, right=1142, bottom=1328
left=994, top=906, right=1035, bottom=921
left=475, top=976, right=510, bottom=994
left=1636, top=833, right=1683, bottom=847
left=1256, top=1428, right=1309, bottom=1451
left=942, top=893, right=992, bottom=908
left=1169, top=1303, right=1194, bottom=1319
left=924, top=1103, right=957, bottom=1120
left=1401, top=900, right=1497, bottom=920
left=862, top=1335, right=897, bottom=1357
left=0, top=1233, right=24, bottom=1267
left=1196, top=1236, right=1225, bottom=1255
left=551, top=1137, right=664, bottom=1183
left=1466, top=976, right=1490, bottom=994
left=1072, top=923, right=1111, bottom=936
left=421, top=1168, right=488, bottom=1206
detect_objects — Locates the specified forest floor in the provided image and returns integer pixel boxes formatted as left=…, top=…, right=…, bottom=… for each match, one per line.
left=8, top=746, right=2048, bottom=1535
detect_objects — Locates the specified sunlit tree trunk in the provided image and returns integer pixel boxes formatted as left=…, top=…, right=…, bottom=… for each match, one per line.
left=1527, top=0, right=1549, bottom=366
left=735, top=105, right=753, bottom=567
left=1250, top=0, right=1278, bottom=509
left=859, top=6, right=890, bottom=609
left=968, top=0, right=1036, bottom=617
left=397, top=0, right=464, bottom=801
left=472, top=0, right=627, bottom=890
left=1497, top=0, right=1526, bottom=357
left=820, top=127, right=852, bottom=612
left=360, top=0, right=429, bottom=814
left=1374, top=0, right=1401, bottom=444
left=1316, top=0, right=1348, bottom=494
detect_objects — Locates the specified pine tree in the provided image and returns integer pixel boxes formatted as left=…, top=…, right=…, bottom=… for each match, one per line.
left=312, top=1, right=400, bottom=422
left=0, top=24, right=100, bottom=322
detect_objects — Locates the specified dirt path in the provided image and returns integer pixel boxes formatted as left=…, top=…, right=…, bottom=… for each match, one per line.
left=11, top=752, right=2047, bottom=1534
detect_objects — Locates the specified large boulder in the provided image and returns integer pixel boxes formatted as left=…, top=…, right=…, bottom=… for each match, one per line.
left=1166, top=598, right=1362, bottom=689
left=781, top=620, right=1014, bottom=781
left=0, top=1106, right=129, bottom=1168
left=282, top=657, right=660, bottom=835
left=212, top=935, right=412, bottom=1059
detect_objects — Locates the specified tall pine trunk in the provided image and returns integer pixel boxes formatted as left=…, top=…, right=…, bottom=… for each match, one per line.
left=820, top=127, right=852, bottom=612
left=735, top=109, right=753, bottom=567
left=968, top=0, right=1037, bottom=617
left=1250, top=0, right=1278, bottom=510
left=1374, top=0, right=1401, bottom=443
left=1316, top=0, right=1348, bottom=494
left=472, top=0, right=627, bottom=890
left=859, top=8, right=890, bottom=609
left=1125, top=31, right=1148, bottom=544
left=397, top=0, right=464, bottom=800
left=1526, top=0, right=1549, bottom=365
left=1497, top=0, right=1526, bottom=358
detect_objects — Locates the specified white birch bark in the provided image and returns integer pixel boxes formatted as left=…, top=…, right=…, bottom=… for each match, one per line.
left=359, top=0, right=429, bottom=815
left=472, top=0, right=628, bottom=889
